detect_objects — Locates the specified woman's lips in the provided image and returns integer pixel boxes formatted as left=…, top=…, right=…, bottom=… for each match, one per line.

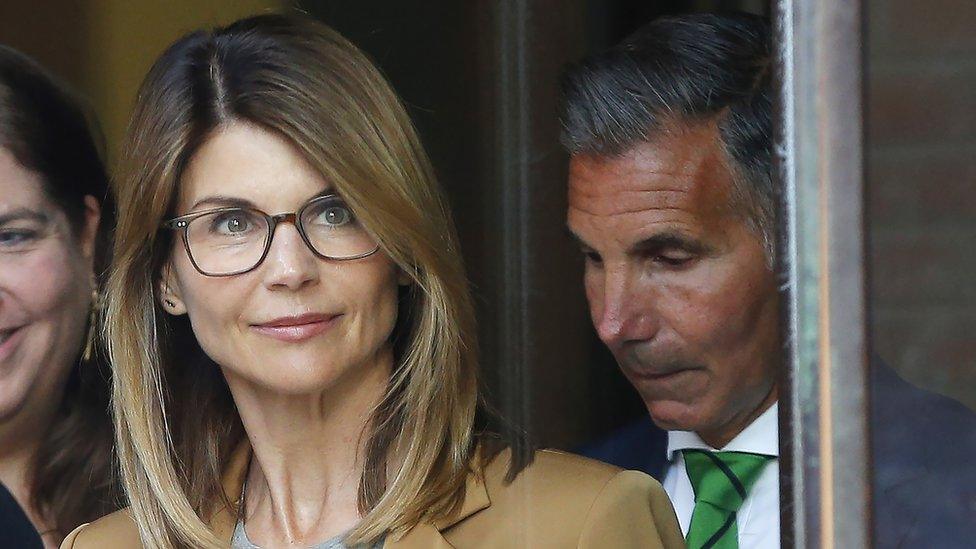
left=0, top=326, right=25, bottom=362
left=250, top=314, right=340, bottom=343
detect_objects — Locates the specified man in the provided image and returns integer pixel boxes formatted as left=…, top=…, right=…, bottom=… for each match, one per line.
left=561, top=13, right=976, bottom=549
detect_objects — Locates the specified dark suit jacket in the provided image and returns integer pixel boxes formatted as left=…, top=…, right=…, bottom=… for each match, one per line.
left=579, top=363, right=976, bottom=548
left=0, top=482, right=43, bottom=549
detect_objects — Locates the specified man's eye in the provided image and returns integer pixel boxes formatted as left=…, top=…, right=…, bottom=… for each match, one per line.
left=654, top=253, right=694, bottom=267
left=582, top=250, right=602, bottom=265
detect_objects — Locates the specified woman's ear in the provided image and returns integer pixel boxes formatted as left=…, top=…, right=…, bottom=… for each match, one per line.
left=80, top=195, right=101, bottom=266
left=158, top=264, right=188, bottom=315
left=397, top=266, right=413, bottom=287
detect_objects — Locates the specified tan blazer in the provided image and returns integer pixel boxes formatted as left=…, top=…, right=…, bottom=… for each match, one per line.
left=62, top=445, right=683, bottom=548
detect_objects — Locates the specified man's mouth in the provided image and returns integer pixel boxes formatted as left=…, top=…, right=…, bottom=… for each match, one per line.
left=633, top=368, right=691, bottom=380
left=624, top=360, right=702, bottom=382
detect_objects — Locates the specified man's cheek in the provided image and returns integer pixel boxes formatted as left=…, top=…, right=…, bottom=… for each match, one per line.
left=583, top=273, right=603, bottom=315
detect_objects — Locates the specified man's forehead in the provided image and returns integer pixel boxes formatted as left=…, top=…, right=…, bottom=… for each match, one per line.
left=568, top=125, right=733, bottom=215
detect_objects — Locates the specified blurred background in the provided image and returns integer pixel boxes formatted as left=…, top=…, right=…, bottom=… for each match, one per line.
left=1, top=0, right=971, bottom=455
left=865, top=0, right=976, bottom=411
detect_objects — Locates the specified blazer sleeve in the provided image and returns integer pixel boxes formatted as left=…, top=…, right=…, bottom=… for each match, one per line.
left=577, top=470, right=685, bottom=549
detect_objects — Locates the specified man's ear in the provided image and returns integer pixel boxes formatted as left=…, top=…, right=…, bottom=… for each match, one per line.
left=158, top=264, right=188, bottom=315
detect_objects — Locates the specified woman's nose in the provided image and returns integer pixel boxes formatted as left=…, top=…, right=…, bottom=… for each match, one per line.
left=261, top=223, right=320, bottom=291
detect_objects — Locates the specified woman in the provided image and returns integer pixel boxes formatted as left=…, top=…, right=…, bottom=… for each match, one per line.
left=64, top=15, right=682, bottom=549
left=0, top=46, right=119, bottom=548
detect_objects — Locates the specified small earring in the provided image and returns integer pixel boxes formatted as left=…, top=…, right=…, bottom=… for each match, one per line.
left=162, top=281, right=176, bottom=308
left=81, top=287, right=99, bottom=362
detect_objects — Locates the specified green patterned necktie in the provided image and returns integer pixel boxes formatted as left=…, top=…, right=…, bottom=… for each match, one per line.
left=682, top=450, right=774, bottom=549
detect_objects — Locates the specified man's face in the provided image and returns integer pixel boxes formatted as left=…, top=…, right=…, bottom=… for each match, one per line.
left=567, top=121, right=779, bottom=447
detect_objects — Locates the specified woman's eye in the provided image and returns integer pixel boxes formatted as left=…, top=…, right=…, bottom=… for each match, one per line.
left=0, top=229, right=38, bottom=250
left=210, top=211, right=254, bottom=235
left=316, top=206, right=352, bottom=227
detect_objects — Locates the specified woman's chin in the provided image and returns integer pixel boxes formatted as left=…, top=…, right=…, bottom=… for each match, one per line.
left=224, top=355, right=375, bottom=396
left=0, top=380, right=33, bottom=423
left=230, top=369, right=345, bottom=396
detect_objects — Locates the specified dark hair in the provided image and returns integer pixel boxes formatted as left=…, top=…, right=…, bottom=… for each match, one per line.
left=0, top=45, right=119, bottom=538
left=560, top=12, right=774, bottom=258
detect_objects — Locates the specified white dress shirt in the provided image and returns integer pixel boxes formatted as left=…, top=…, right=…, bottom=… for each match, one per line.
left=662, top=403, right=779, bottom=549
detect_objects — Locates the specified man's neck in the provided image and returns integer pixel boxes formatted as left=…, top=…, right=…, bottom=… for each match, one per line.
left=698, top=388, right=778, bottom=449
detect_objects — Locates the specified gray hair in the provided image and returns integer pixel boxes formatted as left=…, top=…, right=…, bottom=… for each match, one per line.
left=560, top=13, right=775, bottom=263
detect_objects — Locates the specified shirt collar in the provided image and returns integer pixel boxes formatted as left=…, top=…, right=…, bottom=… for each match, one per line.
left=666, top=402, right=779, bottom=461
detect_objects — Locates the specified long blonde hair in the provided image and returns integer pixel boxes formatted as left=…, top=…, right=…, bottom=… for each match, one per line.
left=105, top=14, right=482, bottom=547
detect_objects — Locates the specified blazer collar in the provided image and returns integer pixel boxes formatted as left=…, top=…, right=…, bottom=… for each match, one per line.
left=388, top=458, right=491, bottom=547
left=208, top=442, right=492, bottom=548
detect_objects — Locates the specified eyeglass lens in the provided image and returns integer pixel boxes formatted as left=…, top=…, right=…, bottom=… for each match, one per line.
left=182, top=196, right=376, bottom=275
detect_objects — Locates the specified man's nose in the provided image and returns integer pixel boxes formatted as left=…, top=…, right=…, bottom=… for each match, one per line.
left=594, top=269, right=655, bottom=347
left=262, top=223, right=319, bottom=291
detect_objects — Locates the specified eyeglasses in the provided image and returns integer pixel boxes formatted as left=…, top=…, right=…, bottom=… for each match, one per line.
left=162, top=194, right=379, bottom=277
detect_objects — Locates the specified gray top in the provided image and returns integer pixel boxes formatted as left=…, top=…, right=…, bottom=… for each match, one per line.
left=231, top=520, right=383, bottom=549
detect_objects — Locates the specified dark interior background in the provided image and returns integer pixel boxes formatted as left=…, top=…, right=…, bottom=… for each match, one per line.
left=0, top=0, right=769, bottom=451
left=297, top=0, right=769, bottom=449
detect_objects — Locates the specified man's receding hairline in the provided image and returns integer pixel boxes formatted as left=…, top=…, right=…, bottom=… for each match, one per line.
left=571, top=110, right=729, bottom=155
left=568, top=113, right=769, bottom=244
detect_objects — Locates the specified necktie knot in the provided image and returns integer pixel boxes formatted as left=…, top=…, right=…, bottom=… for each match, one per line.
left=682, top=450, right=773, bottom=512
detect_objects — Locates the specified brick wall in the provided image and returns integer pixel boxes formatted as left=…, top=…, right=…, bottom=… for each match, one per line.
left=867, top=0, right=976, bottom=409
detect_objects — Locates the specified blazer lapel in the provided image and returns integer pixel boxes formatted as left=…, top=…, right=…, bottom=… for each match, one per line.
left=386, top=460, right=492, bottom=548
left=384, top=522, right=456, bottom=549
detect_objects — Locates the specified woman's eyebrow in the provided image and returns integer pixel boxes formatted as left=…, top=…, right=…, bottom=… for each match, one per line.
left=189, top=195, right=257, bottom=210
left=189, top=188, right=338, bottom=212
left=0, top=208, right=49, bottom=226
left=310, top=187, right=336, bottom=200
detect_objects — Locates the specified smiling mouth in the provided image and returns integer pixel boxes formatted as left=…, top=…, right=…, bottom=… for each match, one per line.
left=250, top=314, right=341, bottom=343
left=0, top=326, right=24, bottom=358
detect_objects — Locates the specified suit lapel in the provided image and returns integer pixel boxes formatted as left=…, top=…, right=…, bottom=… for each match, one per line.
left=646, top=425, right=670, bottom=480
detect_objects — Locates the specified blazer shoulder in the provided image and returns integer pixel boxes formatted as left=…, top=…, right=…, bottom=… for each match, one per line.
left=512, top=448, right=623, bottom=481
left=60, top=508, right=141, bottom=549
left=448, top=449, right=682, bottom=548
left=481, top=448, right=666, bottom=507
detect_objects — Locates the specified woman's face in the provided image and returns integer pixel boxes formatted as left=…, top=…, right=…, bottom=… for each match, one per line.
left=161, top=122, right=402, bottom=395
left=0, top=147, right=99, bottom=424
